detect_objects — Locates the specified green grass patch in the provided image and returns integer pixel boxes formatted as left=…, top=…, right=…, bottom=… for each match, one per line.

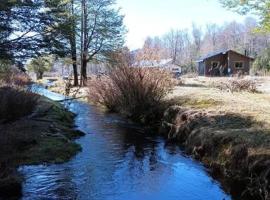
left=171, top=96, right=222, bottom=109
left=22, top=138, right=81, bottom=164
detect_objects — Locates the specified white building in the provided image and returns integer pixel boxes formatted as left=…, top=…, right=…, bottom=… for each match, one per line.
left=134, top=58, right=182, bottom=77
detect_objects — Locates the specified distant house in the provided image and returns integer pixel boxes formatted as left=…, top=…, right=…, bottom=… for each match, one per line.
left=134, top=59, right=182, bottom=77
left=197, top=50, right=254, bottom=76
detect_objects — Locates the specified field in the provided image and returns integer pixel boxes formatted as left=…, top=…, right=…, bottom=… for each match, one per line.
left=163, top=76, right=270, bottom=198
left=169, top=76, right=270, bottom=129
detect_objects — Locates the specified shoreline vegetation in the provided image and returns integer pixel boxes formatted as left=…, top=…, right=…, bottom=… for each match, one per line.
left=0, top=87, right=84, bottom=199
left=84, top=67, right=269, bottom=200
left=41, top=73, right=269, bottom=199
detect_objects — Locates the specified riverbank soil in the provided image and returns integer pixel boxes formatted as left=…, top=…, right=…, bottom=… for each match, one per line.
left=163, top=76, right=270, bottom=199
left=0, top=96, right=84, bottom=199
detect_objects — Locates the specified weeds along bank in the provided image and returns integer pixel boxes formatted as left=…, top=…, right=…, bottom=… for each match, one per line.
left=0, top=72, right=84, bottom=199
left=88, top=69, right=270, bottom=200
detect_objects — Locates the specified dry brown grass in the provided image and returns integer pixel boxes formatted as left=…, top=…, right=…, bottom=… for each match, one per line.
left=0, top=87, right=39, bottom=123
left=164, top=76, right=270, bottom=199
left=0, top=67, right=30, bottom=87
left=170, top=87, right=270, bottom=129
left=162, top=105, right=270, bottom=199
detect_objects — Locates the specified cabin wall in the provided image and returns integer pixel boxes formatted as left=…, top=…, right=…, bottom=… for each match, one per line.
left=201, top=51, right=251, bottom=76
left=228, top=51, right=250, bottom=75
left=198, top=62, right=205, bottom=75
left=204, top=54, right=227, bottom=76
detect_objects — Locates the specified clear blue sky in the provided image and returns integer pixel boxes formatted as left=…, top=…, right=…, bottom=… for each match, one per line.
left=117, top=0, right=251, bottom=49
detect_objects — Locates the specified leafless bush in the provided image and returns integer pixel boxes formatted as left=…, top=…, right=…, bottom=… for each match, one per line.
left=0, top=67, right=30, bottom=87
left=175, top=78, right=185, bottom=86
left=88, top=66, right=174, bottom=123
left=215, top=79, right=258, bottom=93
left=0, top=87, right=39, bottom=123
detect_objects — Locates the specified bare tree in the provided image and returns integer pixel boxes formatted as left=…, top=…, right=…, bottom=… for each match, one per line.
left=192, top=23, right=203, bottom=56
left=136, top=36, right=165, bottom=65
left=135, top=17, right=269, bottom=74
left=164, top=30, right=187, bottom=64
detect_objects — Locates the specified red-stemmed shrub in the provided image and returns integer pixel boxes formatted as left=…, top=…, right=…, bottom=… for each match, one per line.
left=88, top=66, right=174, bottom=124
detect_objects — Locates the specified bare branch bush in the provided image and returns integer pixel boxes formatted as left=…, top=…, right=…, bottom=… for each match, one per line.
left=88, top=51, right=174, bottom=124
left=214, top=79, right=258, bottom=93
left=0, top=87, right=39, bottom=123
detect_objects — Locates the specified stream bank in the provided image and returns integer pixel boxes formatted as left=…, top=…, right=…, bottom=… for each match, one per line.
left=45, top=80, right=269, bottom=199
left=19, top=86, right=231, bottom=200
left=161, top=105, right=270, bottom=200
left=0, top=94, right=84, bottom=199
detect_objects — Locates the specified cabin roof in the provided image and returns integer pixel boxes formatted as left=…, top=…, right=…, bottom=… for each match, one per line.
left=197, top=49, right=254, bottom=62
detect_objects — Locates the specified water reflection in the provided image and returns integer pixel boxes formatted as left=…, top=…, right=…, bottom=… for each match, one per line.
left=20, top=87, right=230, bottom=200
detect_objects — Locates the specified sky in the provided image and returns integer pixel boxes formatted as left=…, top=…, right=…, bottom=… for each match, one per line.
left=117, top=0, right=251, bottom=50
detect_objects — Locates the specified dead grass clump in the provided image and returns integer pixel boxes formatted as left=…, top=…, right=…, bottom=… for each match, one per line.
left=215, top=79, right=258, bottom=93
left=0, top=66, right=30, bottom=87
left=162, top=105, right=270, bottom=200
left=88, top=66, right=174, bottom=123
left=0, top=87, right=39, bottom=123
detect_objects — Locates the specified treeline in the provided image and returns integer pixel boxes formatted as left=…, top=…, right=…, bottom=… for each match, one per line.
left=0, top=0, right=125, bottom=86
left=137, top=17, right=270, bottom=74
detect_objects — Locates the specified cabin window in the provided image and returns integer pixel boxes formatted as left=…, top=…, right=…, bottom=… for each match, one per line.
left=211, top=61, right=219, bottom=69
left=235, top=62, right=243, bottom=68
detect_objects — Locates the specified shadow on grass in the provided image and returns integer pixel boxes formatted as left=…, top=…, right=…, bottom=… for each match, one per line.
left=168, top=96, right=222, bottom=109
left=181, top=83, right=207, bottom=88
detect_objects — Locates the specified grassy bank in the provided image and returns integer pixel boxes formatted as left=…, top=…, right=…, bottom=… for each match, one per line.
left=0, top=94, right=84, bottom=199
left=49, top=71, right=270, bottom=199
left=162, top=77, right=270, bottom=200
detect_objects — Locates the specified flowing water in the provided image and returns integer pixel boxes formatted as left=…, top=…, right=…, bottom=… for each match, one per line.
left=19, top=86, right=231, bottom=200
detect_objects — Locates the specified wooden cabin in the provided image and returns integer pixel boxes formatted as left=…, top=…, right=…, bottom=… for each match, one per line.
left=197, top=50, right=254, bottom=76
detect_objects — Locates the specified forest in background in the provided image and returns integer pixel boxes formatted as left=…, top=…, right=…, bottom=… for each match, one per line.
left=136, top=17, right=270, bottom=74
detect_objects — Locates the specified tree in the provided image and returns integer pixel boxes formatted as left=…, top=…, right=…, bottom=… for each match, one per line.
left=220, top=0, right=270, bottom=32
left=192, top=23, right=203, bottom=56
left=0, top=1, right=42, bottom=60
left=44, top=0, right=80, bottom=86
left=0, top=0, right=60, bottom=61
left=164, top=30, right=187, bottom=64
left=202, top=23, right=219, bottom=53
left=136, top=36, right=165, bottom=65
left=80, top=0, right=125, bottom=86
left=27, top=56, right=54, bottom=79
left=253, top=48, right=270, bottom=73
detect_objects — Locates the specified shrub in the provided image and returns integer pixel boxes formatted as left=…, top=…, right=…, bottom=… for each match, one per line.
left=0, top=87, right=39, bottom=123
left=0, top=61, right=30, bottom=87
left=88, top=66, right=174, bottom=124
left=2, top=72, right=30, bottom=87
left=215, top=79, right=258, bottom=93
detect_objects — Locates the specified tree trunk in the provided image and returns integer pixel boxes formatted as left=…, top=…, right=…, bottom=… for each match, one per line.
left=72, top=54, right=79, bottom=86
left=81, top=54, right=87, bottom=86
left=80, top=0, right=88, bottom=86
left=37, top=72, right=43, bottom=80
left=70, top=0, right=79, bottom=86
left=70, top=36, right=78, bottom=86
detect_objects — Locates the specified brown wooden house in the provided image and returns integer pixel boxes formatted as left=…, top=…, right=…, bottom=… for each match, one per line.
left=197, top=50, right=254, bottom=76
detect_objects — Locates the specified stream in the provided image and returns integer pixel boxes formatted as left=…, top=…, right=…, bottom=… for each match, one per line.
left=19, top=86, right=231, bottom=200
